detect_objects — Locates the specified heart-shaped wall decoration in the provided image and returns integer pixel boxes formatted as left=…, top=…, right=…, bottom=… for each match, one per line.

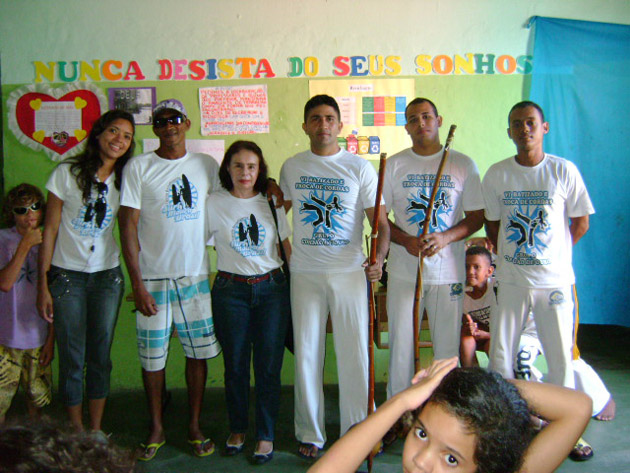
left=7, top=83, right=107, bottom=161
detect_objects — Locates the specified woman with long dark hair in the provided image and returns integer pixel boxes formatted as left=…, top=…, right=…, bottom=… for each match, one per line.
left=37, top=110, right=135, bottom=432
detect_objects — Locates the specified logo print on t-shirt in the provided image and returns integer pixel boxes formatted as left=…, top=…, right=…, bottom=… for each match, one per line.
left=71, top=182, right=113, bottom=237
left=162, top=174, right=201, bottom=222
left=231, top=213, right=267, bottom=257
left=406, top=188, right=451, bottom=235
left=299, top=191, right=345, bottom=236
left=506, top=207, right=548, bottom=256
left=18, top=259, right=36, bottom=285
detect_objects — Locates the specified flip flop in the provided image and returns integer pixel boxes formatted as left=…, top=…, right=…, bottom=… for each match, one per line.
left=569, top=437, right=594, bottom=462
left=297, top=442, right=319, bottom=460
left=188, top=438, right=215, bottom=458
left=138, top=440, right=165, bottom=462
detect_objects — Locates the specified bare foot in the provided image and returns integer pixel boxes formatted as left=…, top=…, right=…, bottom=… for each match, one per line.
left=594, top=396, right=616, bottom=421
left=188, top=428, right=214, bottom=457
left=298, top=442, right=319, bottom=459
left=137, top=429, right=166, bottom=462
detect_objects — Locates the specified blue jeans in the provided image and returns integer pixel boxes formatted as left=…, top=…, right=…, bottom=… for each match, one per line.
left=49, top=265, right=124, bottom=406
left=211, top=268, right=289, bottom=441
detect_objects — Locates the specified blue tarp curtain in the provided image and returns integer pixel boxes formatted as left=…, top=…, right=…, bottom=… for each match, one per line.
left=529, top=16, right=630, bottom=326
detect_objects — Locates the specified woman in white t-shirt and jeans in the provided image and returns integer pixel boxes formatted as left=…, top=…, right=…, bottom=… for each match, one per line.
left=207, top=140, right=291, bottom=465
left=37, top=110, right=135, bottom=432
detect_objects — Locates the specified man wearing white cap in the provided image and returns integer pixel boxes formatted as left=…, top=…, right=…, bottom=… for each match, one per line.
left=119, top=99, right=221, bottom=460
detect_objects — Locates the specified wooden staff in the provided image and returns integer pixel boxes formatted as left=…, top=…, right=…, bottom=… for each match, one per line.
left=367, top=152, right=387, bottom=473
left=412, top=125, right=457, bottom=372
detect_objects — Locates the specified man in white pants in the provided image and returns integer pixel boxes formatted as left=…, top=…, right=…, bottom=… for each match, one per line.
left=279, top=94, right=389, bottom=459
left=483, top=100, right=594, bottom=390
left=383, top=97, right=484, bottom=401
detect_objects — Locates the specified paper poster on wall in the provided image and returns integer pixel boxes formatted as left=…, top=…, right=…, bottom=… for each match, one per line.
left=309, top=79, right=414, bottom=158
left=108, top=87, right=156, bottom=125
left=198, top=84, right=269, bottom=135
left=143, top=139, right=225, bottom=164
left=7, top=82, right=107, bottom=161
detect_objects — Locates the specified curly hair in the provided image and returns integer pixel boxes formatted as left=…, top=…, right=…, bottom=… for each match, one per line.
left=0, top=419, right=136, bottom=473
left=218, top=140, right=269, bottom=194
left=423, top=368, right=535, bottom=473
left=67, top=110, right=136, bottom=204
left=2, top=183, right=46, bottom=227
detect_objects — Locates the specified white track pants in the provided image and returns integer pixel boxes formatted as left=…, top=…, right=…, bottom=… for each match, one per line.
left=386, top=276, right=463, bottom=399
left=490, top=283, right=575, bottom=388
left=291, top=270, right=368, bottom=448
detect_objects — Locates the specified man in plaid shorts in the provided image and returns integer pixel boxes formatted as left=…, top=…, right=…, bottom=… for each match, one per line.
left=120, top=99, right=221, bottom=461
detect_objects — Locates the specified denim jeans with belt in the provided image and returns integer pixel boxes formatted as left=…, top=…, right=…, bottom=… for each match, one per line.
left=211, top=268, right=289, bottom=441
left=49, top=265, right=124, bottom=406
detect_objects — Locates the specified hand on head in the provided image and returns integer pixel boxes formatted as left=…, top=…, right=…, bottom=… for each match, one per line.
left=400, top=357, right=458, bottom=411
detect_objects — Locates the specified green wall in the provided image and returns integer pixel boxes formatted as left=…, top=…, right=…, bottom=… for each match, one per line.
left=2, top=74, right=522, bottom=388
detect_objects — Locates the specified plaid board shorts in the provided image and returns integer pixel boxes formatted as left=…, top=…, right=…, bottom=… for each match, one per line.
left=0, top=344, right=52, bottom=416
left=136, top=275, right=221, bottom=371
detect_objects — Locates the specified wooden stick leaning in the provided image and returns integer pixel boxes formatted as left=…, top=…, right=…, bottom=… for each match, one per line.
left=412, top=125, right=457, bottom=372
left=366, top=152, right=387, bottom=473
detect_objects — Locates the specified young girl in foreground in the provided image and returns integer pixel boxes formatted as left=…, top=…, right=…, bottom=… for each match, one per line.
left=308, top=358, right=591, bottom=473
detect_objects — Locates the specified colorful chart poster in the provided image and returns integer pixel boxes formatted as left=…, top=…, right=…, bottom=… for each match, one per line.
left=199, top=84, right=269, bottom=135
left=309, top=79, right=414, bottom=159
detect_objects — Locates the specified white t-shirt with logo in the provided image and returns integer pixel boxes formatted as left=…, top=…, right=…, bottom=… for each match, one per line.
left=463, top=279, right=497, bottom=333
left=120, top=151, right=219, bottom=279
left=383, top=147, right=483, bottom=284
left=482, top=154, right=594, bottom=288
left=206, top=190, right=290, bottom=275
left=280, top=149, right=378, bottom=273
left=47, top=164, right=120, bottom=272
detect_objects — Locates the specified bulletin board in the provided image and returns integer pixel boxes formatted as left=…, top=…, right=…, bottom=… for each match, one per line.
left=309, top=79, right=414, bottom=159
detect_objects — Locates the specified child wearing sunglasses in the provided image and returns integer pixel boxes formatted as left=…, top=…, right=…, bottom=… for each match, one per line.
left=0, top=183, right=54, bottom=424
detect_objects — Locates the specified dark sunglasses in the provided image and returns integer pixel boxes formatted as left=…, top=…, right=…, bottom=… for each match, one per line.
left=12, top=201, right=42, bottom=215
left=96, top=182, right=109, bottom=195
left=153, top=115, right=186, bottom=128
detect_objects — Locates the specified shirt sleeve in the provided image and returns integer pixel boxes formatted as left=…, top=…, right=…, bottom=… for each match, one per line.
left=277, top=206, right=291, bottom=241
left=382, top=159, right=394, bottom=213
left=482, top=166, right=502, bottom=221
left=279, top=161, right=292, bottom=201
left=46, top=164, right=72, bottom=202
left=0, top=233, right=12, bottom=267
left=462, top=158, right=484, bottom=212
left=207, top=157, right=221, bottom=194
left=119, top=158, right=142, bottom=209
left=564, top=161, right=595, bottom=217
left=359, top=159, right=379, bottom=209
left=205, top=193, right=218, bottom=239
